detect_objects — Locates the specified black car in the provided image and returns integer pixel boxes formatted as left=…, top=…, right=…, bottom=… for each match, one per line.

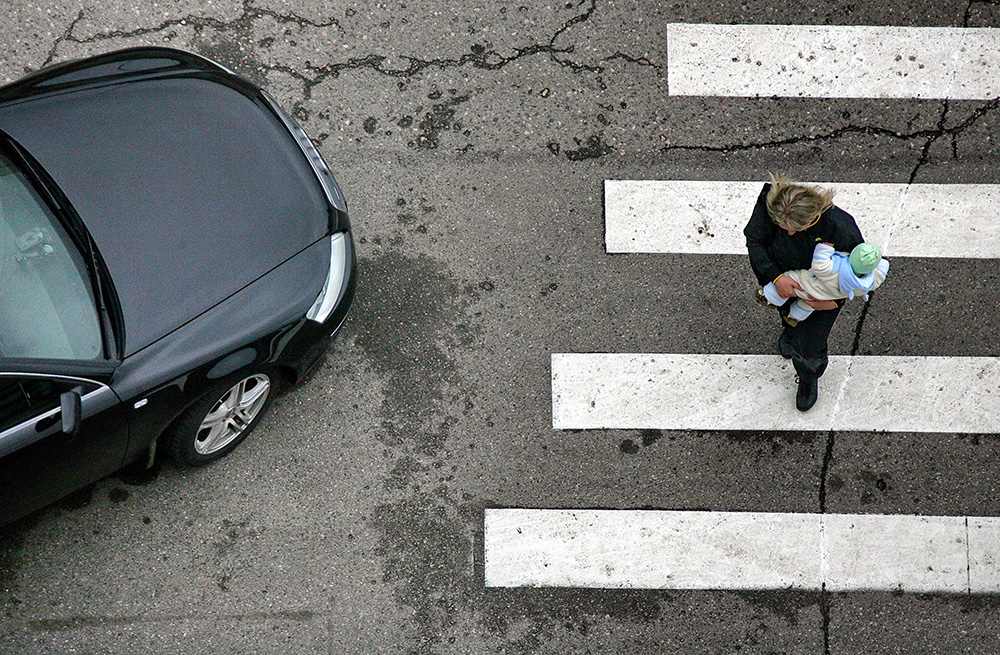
left=0, top=47, right=356, bottom=524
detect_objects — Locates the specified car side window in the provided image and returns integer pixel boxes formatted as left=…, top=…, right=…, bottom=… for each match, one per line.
left=0, top=377, right=71, bottom=432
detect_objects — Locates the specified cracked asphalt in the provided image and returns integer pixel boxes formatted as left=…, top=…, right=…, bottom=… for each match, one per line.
left=2, top=1, right=1000, bottom=653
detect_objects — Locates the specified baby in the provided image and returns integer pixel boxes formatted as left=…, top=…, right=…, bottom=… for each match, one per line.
left=755, top=242, right=889, bottom=326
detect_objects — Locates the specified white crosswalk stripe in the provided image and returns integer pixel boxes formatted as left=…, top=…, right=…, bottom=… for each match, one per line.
left=551, top=354, right=1000, bottom=433
left=485, top=509, right=1000, bottom=593
left=604, top=180, right=1000, bottom=257
left=666, top=24, right=1000, bottom=99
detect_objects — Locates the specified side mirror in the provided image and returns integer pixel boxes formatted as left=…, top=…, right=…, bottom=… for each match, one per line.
left=60, top=390, right=82, bottom=436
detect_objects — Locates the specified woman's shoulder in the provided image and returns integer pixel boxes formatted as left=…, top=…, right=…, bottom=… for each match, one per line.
left=826, top=203, right=854, bottom=220
left=749, top=183, right=770, bottom=212
left=823, top=204, right=864, bottom=246
left=818, top=204, right=859, bottom=230
left=745, top=186, right=777, bottom=238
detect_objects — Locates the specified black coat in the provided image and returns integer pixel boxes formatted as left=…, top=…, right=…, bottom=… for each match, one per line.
left=744, top=183, right=864, bottom=287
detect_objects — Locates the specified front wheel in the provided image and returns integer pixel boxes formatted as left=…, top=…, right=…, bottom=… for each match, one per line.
left=164, top=372, right=276, bottom=466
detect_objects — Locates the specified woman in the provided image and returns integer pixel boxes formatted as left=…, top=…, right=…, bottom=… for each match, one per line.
left=744, top=175, right=864, bottom=411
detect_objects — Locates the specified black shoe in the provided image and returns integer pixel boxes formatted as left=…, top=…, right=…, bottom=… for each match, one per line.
left=754, top=288, right=778, bottom=309
left=795, top=376, right=818, bottom=412
left=778, top=303, right=799, bottom=327
left=778, top=335, right=794, bottom=360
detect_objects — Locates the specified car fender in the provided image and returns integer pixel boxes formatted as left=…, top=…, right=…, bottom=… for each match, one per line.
left=110, top=237, right=331, bottom=465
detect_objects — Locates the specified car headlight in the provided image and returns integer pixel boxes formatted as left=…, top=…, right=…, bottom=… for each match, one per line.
left=261, top=91, right=348, bottom=217
left=306, top=233, right=348, bottom=323
left=291, top=121, right=347, bottom=213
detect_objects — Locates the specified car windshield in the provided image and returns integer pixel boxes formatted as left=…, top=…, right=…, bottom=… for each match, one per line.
left=0, top=151, right=102, bottom=360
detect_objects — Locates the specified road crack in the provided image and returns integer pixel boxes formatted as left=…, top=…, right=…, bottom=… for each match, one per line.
left=41, top=8, right=86, bottom=67
left=659, top=98, right=999, bottom=175
left=38, top=0, right=342, bottom=68
left=298, top=0, right=607, bottom=83
left=963, top=0, right=1000, bottom=26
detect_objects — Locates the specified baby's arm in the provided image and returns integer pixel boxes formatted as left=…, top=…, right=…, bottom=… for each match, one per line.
left=810, top=242, right=837, bottom=274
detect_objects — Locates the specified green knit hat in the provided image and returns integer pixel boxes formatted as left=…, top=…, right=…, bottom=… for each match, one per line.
left=849, top=242, right=882, bottom=275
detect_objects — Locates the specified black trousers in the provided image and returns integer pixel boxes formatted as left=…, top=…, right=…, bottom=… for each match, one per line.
left=779, top=303, right=843, bottom=382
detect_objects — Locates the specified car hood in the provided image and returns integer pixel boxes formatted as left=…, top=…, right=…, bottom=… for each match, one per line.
left=0, top=52, right=328, bottom=356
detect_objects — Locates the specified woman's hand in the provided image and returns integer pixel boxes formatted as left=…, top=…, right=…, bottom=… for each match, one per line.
left=774, top=275, right=803, bottom=299
left=803, top=298, right=838, bottom=311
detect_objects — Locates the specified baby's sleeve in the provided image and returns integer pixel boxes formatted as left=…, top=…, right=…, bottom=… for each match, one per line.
left=811, top=243, right=836, bottom=273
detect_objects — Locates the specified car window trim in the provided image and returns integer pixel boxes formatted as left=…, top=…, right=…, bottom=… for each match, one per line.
left=0, top=357, right=117, bottom=379
left=0, top=371, right=109, bottom=386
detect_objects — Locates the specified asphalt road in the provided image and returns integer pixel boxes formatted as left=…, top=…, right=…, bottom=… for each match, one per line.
left=2, top=1, right=1000, bottom=653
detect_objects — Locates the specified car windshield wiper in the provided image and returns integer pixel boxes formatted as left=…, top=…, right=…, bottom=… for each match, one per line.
left=84, top=232, right=116, bottom=360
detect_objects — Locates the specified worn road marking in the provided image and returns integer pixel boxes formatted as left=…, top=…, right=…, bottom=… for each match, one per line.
left=604, top=180, right=1000, bottom=257
left=551, top=354, right=999, bottom=433
left=485, top=509, right=1000, bottom=592
left=666, top=24, right=1000, bottom=99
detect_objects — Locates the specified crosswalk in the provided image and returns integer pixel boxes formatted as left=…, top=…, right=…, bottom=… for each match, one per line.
left=486, top=23, right=1000, bottom=594
left=552, top=354, right=999, bottom=433
left=604, top=180, right=1000, bottom=257
left=486, top=509, right=1000, bottom=593
left=666, top=24, right=1000, bottom=99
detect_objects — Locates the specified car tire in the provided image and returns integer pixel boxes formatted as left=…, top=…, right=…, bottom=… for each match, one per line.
left=164, top=371, right=277, bottom=466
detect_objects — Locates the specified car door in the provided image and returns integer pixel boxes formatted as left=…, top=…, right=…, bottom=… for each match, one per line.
left=0, top=369, right=129, bottom=524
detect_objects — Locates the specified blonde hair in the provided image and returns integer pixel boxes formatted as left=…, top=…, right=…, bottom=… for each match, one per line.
left=766, top=174, right=835, bottom=230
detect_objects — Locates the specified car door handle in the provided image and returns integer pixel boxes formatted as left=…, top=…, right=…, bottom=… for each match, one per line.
left=34, top=413, right=61, bottom=433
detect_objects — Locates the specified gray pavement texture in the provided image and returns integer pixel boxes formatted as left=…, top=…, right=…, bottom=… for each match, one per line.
left=2, top=1, right=1000, bottom=653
